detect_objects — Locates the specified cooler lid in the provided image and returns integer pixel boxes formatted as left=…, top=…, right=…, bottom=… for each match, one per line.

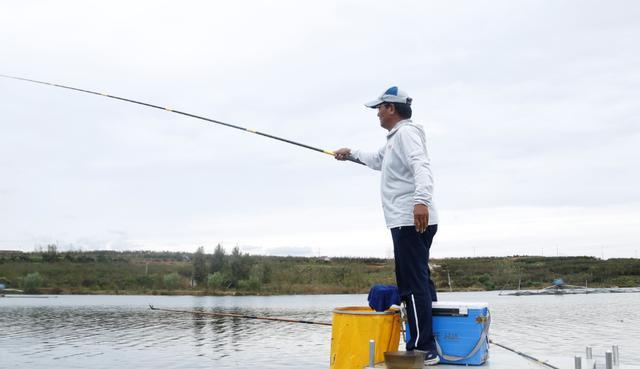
left=433, top=301, right=488, bottom=309
left=432, top=301, right=488, bottom=316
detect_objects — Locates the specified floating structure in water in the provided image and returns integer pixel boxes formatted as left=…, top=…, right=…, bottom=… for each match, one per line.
left=502, top=286, right=640, bottom=296
left=500, top=278, right=640, bottom=296
left=0, top=283, right=24, bottom=296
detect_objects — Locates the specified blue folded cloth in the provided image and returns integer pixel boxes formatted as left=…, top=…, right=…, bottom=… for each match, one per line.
left=368, top=284, right=400, bottom=312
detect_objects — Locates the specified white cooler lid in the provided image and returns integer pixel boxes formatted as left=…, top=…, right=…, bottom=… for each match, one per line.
left=433, top=301, right=489, bottom=310
left=432, top=301, right=489, bottom=316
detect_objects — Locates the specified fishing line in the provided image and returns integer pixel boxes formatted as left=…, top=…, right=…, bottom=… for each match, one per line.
left=0, top=74, right=364, bottom=165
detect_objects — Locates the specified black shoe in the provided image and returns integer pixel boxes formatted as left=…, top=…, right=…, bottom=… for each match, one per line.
left=423, top=351, right=440, bottom=366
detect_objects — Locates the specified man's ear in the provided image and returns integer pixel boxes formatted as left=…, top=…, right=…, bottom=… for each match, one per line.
left=387, top=103, right=396, bottom=115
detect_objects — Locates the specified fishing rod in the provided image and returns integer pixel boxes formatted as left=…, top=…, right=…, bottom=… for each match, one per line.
left=150, top=305, right=559, bottom=369
left=0, top=74, right=364, bottom=165
left=489, top=340, right=560, bottom=369
left=148, top=304, right=332, bottom=326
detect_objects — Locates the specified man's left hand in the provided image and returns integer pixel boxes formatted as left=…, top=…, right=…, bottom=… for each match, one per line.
left=414, top=204, right=429, bottom=233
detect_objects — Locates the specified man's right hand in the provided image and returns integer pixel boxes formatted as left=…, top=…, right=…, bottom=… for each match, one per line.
left=334, top=148, right=352, bottom=161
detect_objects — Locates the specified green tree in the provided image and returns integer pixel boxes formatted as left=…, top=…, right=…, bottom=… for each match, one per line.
left=210, top=244, right=226, bottom=274
left=478, top=274, right=495, bottom=290
left=261, top=262, right=272, bottom=284
left=163, top=272, right=181, bottom=290
left=229, top=246, right=250, bottom=287
left=0, top=276, right=10, bottom=286
left=136, top=275, right=154, bottom=289
left=238, top=276, right=261, bottom=291
left=42, top=244, right=58, bottom=263
left=23, top=272, right=43, bottom=293
left=249, top=263, right=271, bottom=284
left=193, top=246, right=207, bottom=284
left=206, top=272, right=227, bottom=290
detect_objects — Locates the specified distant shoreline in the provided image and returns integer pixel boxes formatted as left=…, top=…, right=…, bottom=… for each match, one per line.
left=1, top=250, right=638, bottom=296
left=3, top=285, right=491, bottom=296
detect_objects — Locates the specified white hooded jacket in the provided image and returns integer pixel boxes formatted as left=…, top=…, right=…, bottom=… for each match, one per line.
left=352, top=119, right=438, bottom=228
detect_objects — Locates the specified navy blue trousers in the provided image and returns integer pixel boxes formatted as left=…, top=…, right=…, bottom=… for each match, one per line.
left=391, top=224, right=438, bottom=352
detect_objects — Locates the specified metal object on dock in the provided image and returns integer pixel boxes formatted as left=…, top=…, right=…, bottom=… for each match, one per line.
left=368, top=339, right=375, bottom=368
left=578, top=345, right=633, bottom=369
left=605, top=351, right=613, bottom=369
left=383, top=351, right=425, bottom=369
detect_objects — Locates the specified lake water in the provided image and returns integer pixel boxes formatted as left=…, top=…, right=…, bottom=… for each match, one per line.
left=1, top=291, right=639, bottom=368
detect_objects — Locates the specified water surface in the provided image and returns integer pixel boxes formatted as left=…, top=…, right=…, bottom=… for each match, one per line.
left=1, top=292, right=639, bottom=368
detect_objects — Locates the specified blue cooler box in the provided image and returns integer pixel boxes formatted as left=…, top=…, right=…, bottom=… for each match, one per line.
left=432, top=301, right=490, bottom=365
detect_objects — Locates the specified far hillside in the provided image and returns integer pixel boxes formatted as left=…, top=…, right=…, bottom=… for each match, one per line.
left=0, top=246, right=638, bottom=295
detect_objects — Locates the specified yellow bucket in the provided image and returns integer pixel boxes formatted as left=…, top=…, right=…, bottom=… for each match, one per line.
left=330, top=306, right=401, bottom=369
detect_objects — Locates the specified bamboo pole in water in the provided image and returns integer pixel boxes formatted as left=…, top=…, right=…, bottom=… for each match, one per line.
left=148, top=305, right=332, bottom=326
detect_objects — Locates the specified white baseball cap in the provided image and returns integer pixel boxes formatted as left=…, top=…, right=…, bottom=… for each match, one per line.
left=365, top=86, right=412, bottom=108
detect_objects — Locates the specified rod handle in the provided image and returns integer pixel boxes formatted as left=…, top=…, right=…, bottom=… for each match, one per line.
left=347, top=155, right=366, bottom=166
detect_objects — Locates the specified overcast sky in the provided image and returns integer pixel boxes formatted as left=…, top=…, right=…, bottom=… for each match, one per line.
left=1, top=1, right=639, bottom=258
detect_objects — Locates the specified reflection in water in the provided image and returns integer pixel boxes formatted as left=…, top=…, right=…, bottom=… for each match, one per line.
left=1, top=293, right=639, bottom=368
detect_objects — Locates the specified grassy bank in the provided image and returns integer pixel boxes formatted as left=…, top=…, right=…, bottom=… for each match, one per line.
left=1, top=248, right=639, bottom=295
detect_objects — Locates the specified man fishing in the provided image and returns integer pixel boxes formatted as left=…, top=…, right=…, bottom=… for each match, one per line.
left=334, top=86, right=440, bottom=365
